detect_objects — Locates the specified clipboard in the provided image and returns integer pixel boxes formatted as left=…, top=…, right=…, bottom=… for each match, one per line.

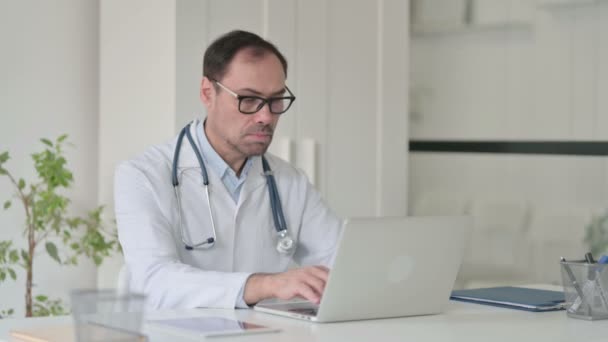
left=450, top=286, right=566, bottom=312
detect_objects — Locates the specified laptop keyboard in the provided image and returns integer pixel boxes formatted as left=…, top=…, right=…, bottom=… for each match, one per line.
left=288, top=307, right=318, bottom=316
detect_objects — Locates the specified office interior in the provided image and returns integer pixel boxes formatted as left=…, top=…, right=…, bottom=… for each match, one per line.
left=1, top=0, right=607, bottom=319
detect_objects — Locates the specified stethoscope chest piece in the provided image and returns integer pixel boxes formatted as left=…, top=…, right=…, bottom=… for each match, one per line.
left=276, top=230, right=295, bottom=254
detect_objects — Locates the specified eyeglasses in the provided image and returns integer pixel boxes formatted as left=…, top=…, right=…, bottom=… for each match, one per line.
left=212, top=79, right=296, bottom=115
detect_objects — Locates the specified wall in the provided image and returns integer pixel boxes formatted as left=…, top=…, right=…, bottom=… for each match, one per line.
left=97, top=0, right=177, bottom=288
left=409, top=0, right=608, bottom=286
left=0, top=0, right=99, bottom=316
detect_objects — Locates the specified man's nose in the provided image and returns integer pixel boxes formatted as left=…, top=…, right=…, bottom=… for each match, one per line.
left=254, top=103, right=274, bottom=124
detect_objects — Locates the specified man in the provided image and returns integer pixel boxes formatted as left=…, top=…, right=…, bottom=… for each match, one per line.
left=114, top=30, right=342, bottom=309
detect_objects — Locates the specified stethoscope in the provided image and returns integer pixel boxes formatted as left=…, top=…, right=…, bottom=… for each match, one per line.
left=171, top=121, right=295, bottom=254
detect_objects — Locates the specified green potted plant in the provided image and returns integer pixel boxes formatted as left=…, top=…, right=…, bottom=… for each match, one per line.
left=0, top=135, right=119, bottom=318
left=585, top=210, right=608, bottom=258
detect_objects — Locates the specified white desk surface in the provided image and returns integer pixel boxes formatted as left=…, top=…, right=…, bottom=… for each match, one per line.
left=1, top=286, right=607, bottom=342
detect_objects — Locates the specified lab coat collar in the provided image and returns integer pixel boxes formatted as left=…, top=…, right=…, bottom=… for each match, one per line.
left=175, top=119, right=267, bottom=191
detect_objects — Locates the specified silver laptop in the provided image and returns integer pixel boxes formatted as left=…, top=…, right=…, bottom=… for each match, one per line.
left=253, top=216, right=472, bottom=323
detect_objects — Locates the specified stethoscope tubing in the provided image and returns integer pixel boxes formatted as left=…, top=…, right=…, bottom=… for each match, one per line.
left=262, top=157, right=288, bottom=234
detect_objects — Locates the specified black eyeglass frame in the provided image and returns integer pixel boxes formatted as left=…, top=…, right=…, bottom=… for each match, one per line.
left=210, top=78, right=296, bottom=115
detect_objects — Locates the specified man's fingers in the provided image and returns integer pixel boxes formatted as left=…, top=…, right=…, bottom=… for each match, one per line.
left=306, top=266, right=330, bottom=283
left=296, top=283, right=321, bottom=304
left=297, top=266, right=329, bottom=302
left=269, top=266, right=332, bottom=304
left=301, top=273, right=326, bottom=296
left=316, top=265, right=330, bottom=272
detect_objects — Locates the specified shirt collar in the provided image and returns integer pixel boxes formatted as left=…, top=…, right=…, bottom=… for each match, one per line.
left=196, top=120, right=252, bottom=180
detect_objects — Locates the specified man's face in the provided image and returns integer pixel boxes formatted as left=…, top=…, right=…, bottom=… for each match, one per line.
left=201, top=49, right=286, bottom=160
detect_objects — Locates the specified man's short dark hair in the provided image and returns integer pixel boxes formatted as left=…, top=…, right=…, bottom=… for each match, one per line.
left=203, top=30, right=288, bottom=81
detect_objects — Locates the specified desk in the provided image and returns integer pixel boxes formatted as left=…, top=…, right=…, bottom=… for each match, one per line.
left=1, top=290, right=607, bottom=342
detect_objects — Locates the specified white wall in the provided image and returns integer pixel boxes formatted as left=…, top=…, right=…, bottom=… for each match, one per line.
left=97, top=0, right=177, bottom=288
left=0, top=0, right=99, bottom=316
left=175, top=0, right=207, bottom=129
left=411, top=0, right=608, bottom=141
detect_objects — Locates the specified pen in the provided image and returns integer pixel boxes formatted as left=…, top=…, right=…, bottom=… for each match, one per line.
left=560, top=257, right=587, bottom=312
left=585, top=252, right=596, bottom=281
left=585, top=252, right=596, bottom=264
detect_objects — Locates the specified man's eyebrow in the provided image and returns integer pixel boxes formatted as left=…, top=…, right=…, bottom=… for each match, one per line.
left=238, top=87, right=287, bottom=97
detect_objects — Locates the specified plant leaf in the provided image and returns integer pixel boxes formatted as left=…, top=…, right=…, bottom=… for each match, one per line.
left=3, top=201, right=10, bottom=210
left=7, top=268, right=16, bottom=280
left=45, top=242, right=61, bottom=264
left=93, top=255, right=102, bottom=266
left=18, top=178, right=25, bottom=190
left=0, top=151, right=8, bottom=163
left=21, top=249, right=29, bottom=264
left=9, top=250, right=18, bottom=263
left=35, top=295, right=48, bottom=302
left=57, top=134, right=68, bottom=143
left=40, top=138, right=53, bottom=147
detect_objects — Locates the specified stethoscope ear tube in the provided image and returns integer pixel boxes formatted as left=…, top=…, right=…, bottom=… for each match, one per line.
left=171, top=127, right=189, bottom=187
left=174, top=123, right=217, bottom=250
left=175, top=183, right=216, bottom=250
left=185, top=127, right=210, bottom=186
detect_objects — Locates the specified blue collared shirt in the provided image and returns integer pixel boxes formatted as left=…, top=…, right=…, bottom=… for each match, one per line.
left=195, top=121, right=253, bottom=204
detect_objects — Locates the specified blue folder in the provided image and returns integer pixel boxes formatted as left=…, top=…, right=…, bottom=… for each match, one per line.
left=450, top=286, right=565, bottom=312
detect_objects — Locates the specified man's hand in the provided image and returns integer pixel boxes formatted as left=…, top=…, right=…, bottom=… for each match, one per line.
left=243, top=266, right=330, bottom=305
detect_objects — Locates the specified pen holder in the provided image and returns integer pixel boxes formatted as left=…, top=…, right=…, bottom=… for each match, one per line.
left=70, top=289, right=147, bottom=341
left=560, top=260, right=608, bottom=320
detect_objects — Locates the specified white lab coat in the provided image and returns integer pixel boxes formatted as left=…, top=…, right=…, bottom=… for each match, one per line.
left=114, top=122, right=342, bottom=309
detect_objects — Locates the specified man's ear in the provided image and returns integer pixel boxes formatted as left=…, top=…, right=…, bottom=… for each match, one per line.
left=200, top=76, right=215, bottom=108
